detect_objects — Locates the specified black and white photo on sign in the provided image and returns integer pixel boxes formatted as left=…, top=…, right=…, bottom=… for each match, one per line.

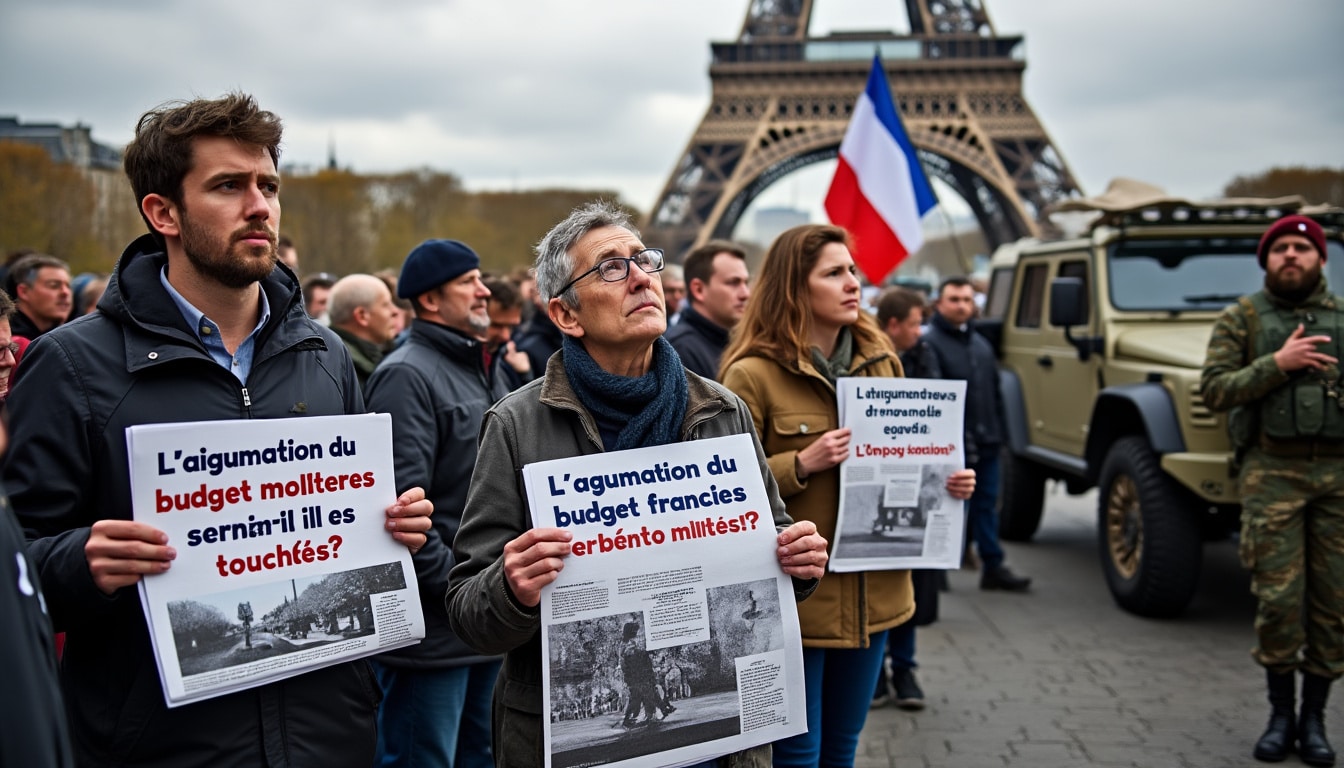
left=128, top=414, right=425, bottom=706
left=167, top=561, right=406, bottom=676
left=544, top=579, right=782, bottom=768
left=526, top=434, right=807, bottom=768
left=832, top=463, right=961, bottom=562
left=832, top=378, right=967, bottom=571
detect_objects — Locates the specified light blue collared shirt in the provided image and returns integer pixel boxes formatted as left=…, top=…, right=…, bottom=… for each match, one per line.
left=160, top=267, right=271, bottom=384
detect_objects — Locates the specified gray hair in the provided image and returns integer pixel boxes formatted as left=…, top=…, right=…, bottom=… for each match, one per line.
left=534, top=200, right=640, bottom=308
left=327, top=274, right=390, bottom=326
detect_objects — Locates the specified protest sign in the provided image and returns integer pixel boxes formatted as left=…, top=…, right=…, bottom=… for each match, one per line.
left=523, top=433, right=806, bottom=768
left=831, top=378, right=967, bottom=571
left=128, top=413, right=424, bottom=707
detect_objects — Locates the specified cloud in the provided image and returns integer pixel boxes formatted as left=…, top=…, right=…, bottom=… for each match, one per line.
left=1, top=0, right=1340, bottom=215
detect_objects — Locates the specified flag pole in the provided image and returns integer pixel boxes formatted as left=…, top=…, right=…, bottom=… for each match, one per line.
left=825, top=53, right=940, bottom=285
left=936, top=195, right=973, bottom=274
left=879, top=50, right=956, bottom=277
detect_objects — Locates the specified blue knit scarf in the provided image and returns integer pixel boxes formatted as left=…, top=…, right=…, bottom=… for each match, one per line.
left=562, top=335, right=688, bottom=451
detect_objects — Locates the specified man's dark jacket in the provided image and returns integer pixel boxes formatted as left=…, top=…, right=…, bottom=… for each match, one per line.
left=899, top=337, right=943, bottom=381
left=364, top=319, right=508, bottom=668
left=514, top=306, right=564, bottom=376
left=664, top=304, right=729, bottom=380
left=10, top=307, right=49, bottom=340
left=0, top=483, right=73, bottom=767
left=923, top=312, right=1004, bottom=464
left=4, top=234, right=380, bottom=767
left=332, top=324, right=385, bottom=392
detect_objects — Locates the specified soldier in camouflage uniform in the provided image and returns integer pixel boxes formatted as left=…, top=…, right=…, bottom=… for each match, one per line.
left=1201, top=214, right=1340, bottom=766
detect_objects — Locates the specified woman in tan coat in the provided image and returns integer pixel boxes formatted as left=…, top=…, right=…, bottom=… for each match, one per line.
left=720, top=224, right=974, bottom=767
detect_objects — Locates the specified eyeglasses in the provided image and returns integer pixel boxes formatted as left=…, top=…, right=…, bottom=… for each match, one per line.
left=557, top=249, right=665, bottom=297
left=0, top=342, right=17, bottom=357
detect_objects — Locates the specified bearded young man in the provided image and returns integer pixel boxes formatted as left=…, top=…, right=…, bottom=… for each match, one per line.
left=1202, top=214, right=1341, bottom=766
left=3, top=93, right=432, bottom=767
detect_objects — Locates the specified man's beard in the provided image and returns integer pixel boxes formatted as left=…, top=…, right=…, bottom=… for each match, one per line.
left=466, top=311, right=490, bottom=336
left=1265, top=261, right=1322, bottom=303
left=180, top=212, right=278, bottom=289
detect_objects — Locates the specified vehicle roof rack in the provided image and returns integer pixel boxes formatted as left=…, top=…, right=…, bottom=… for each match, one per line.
left=1047, top=178, right=1344, bottom=231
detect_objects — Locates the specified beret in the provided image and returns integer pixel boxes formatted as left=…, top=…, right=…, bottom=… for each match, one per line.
left=397, top=239, right=480, bottom=299
left=1258, top=215, right=1327, bottom=268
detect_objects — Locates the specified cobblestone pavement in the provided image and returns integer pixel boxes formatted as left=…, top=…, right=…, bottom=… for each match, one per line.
left=857, top=485, right=1343, bottom=768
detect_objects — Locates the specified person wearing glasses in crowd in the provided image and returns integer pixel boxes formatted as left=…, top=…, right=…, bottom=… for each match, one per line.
left=0, top=289, right=20, bottom=402
left=445, top=201, right=829, bottom=768
left=482, top=275, right=534, bottom=390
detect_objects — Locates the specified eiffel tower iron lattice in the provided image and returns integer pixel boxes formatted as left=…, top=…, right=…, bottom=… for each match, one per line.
left=644, top=0, right=1083, bottom=266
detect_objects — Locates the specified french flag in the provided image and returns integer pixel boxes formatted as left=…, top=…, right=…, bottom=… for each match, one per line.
left=825, top=55, right=938, bottom=285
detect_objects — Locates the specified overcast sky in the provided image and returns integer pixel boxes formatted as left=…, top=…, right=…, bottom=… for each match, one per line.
left=2, top=0, right=1340, bottom=231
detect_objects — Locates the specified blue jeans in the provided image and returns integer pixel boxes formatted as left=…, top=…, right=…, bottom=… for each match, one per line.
left=773, top=632, right=888, bottom=768
left=967, top=452, right=1004, bottom=571
left=887, top=621, right=916, bottom=670
left=372, top=658, right=502, bottom=768
left=874, top=622, right=917, bottom=698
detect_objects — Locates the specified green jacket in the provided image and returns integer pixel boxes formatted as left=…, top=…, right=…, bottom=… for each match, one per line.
left=1201, top=279, right=1344, bottom=449
left=331, top=325, right=385, bottom=391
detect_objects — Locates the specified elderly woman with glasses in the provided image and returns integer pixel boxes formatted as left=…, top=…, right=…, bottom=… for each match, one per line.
left=446, top=201, right=829, bottom=768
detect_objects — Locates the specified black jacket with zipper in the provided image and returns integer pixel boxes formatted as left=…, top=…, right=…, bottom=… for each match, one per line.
left=5, top=234, right=380, bottom=767
left=364, top=319, right=508, bottom=668
left=922, top=312, right=1004, bottom=464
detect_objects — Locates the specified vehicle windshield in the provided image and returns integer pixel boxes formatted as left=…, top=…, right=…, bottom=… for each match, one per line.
left=1108, top=237, right=1344, bottom=312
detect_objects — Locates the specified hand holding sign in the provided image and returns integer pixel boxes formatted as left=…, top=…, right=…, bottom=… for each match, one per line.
left=503, top=527, right=573, bottom=608
left=795, top=427, right=852, bottom=479
left=944, top=468, right=976, bottom=500
left=775, top=520, right=828, bottom=580
left=86, top=519, right=176, bottom=595
left=384, top=487, right=433, bottom=555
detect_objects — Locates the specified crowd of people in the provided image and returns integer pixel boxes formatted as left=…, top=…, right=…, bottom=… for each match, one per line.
left=1, top=90, right=1335, bottom=768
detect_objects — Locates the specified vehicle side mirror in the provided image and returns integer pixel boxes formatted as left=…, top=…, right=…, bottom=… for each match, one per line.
left=1049, top=277, right=1101, bottom=361
left=1049, top=277, right=1087, bottom=327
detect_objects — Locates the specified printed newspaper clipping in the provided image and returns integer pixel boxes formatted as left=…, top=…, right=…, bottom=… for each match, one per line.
left=127, top=414, right=425, bottom=708
left=523, top=434, right=806, bottom=768
left=831, top=378, right=968, bottom=571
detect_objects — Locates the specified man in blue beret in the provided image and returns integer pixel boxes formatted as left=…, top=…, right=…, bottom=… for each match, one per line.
left=365, top=239, right=509, bottom=768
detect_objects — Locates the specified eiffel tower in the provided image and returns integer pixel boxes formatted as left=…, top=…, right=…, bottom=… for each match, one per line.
left=644, top=0, right=1083, bottom=263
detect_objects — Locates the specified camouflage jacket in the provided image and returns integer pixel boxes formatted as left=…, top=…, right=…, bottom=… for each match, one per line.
left=1201, top=279, right=1344, bottom=445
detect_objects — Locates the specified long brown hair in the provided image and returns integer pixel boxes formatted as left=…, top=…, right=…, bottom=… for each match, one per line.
left=719, top=224, right=887, bottom=376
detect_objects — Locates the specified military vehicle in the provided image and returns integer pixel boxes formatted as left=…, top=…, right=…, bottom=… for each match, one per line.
left=979, top=180, right=1344, bottom=617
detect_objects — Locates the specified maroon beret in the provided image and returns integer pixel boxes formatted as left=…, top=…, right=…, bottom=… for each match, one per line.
left=1258, top=215, right=1327, bottom=268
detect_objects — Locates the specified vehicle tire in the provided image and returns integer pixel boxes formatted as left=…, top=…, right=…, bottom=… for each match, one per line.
left=1096, top=435, right=1202, bottom=618
left=998, top=450, right=1047, bottom=542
